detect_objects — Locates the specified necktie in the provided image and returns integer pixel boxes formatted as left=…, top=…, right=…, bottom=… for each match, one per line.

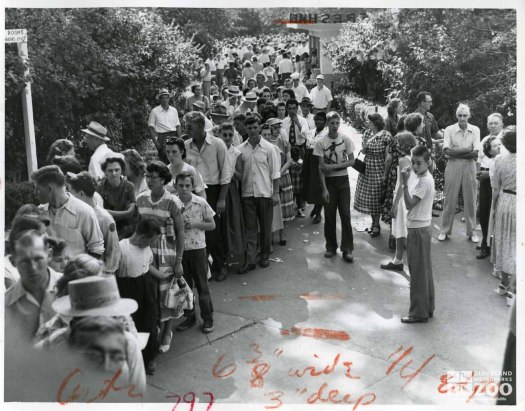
left=289, top=121, right=296, bottom=146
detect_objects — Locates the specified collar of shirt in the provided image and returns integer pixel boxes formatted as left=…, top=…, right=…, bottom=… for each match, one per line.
left=6, top=267, right=61, bottom=307
left=44, top=193, right=78, bottom=217
left=157, top=105, right=175, bottom=112
left=93, top=143, right=109, bottom=157
left=189, top=133, right=213, bottom=151
left=451, top=123, right=475, bottom=134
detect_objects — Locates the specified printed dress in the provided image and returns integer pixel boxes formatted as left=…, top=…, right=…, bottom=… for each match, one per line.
left=381, top=133, right=401, bottom=224
left=354, top=129, right=392, bottom=215
left=136, top=190, right=184, bottom=321
left=269, top=137, right=295, bottom=222
left=490, top=153, right=516, bottom=275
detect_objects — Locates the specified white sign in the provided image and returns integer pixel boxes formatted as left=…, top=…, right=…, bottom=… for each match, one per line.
left=5, top=29, right=27, bottom=43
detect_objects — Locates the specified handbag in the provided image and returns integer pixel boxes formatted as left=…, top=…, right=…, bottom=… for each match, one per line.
left=164, top=276, right=194, bottom=318
left=352, top=150, right=366, bottom=174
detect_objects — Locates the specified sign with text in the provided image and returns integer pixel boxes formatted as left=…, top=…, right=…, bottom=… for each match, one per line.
left=5, top=29, right=27, bottom=43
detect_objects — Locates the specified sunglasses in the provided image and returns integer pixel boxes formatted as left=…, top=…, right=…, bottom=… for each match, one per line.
left=221, top=133, right=234, bottom=137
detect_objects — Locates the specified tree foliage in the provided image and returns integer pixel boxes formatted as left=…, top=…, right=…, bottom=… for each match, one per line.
left=324, top=9, right=517, bottom=131
left=5, top=8, right=201, bottom=181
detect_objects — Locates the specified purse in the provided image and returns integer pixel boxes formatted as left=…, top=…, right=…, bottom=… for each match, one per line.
left=164, top=276, right=194, bottom=318
left=352, top=150, right=366, bottom=174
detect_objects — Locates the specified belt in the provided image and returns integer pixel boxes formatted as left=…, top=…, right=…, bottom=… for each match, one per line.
left=158, top=131, right=177, bottom=136
left=503, top=189, right=516, bottom=195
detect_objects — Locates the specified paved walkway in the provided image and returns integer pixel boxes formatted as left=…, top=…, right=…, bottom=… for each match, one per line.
left=146, top=123, right=510, bottom=408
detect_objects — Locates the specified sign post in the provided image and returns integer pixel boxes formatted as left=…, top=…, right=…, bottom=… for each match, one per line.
left=5, top=29, right=38, bottom=176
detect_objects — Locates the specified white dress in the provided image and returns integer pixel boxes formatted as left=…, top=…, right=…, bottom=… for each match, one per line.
left=391, top=155, right=412, bottom=239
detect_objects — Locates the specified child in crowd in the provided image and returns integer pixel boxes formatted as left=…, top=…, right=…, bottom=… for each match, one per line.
left=174, top=172, right=216, bottom=335
left=381, top=132, right=417, bottom=271
left=116, top=219, right=163, bottom=374
left=400, top=144, right=435, bottom=324
left=289, top=145, right=304, bottom=217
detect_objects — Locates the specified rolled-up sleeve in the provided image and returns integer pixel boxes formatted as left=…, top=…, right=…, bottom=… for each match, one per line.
left=443, top=126, right=453, bottom=149
left=269, top=143, right=281, bottom=180
left=147, top=109, right=157, bottom=128
left=82, top=208, right=105, bottom=256
left=217, top=139, right=233, bottom=185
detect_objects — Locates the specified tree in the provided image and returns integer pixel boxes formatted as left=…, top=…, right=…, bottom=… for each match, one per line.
left=325, top=9, right=517, bottom=131
left=5, top=8, right=201, bottom=181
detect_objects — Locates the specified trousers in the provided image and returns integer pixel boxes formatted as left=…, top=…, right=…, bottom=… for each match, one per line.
left=441, top=159, right=477, bottom=236
left=478, top=175, right=492, bottom=247
left=182, top=248, right=214, bottom=321
left=242, top=197, right=273, bottom=264
left=205, top=185, right=227, bottom=272
left=324, top=176, right=354, bottom=252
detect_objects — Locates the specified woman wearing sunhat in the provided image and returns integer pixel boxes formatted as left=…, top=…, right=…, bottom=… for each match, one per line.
left=184, top=84, right=210, bottom=115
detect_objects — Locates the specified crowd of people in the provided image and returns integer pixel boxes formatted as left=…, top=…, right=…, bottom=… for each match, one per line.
left=4, top=32, right=516, bottom=400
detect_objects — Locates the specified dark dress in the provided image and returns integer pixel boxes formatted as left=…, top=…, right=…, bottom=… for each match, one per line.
left=97, top=177, right=136, bottom=238
left=381, top=133, right=400, bottom=224
left=302, top=128, right=327, bottom=205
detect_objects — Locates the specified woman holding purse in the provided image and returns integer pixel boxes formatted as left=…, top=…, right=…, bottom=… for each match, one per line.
left=354, top=113, right=392, bottom=237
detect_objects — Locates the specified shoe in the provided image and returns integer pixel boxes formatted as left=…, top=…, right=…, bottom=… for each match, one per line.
left=202, top=319, right=214, bottom=334
left=259, top=258, right=270, bottom=268
left=296, top=210, right=306, bottom=218
left=506, top=292, right=514, bottom=307
left=324, top=250, right=336, bottom=258
left=401, top=316, right=428, bottom=324
left=342, top=251, right=354, bottom=263
left=429, top=312, right=434, bottom=318
left=310, top=208, right=316, bottom=218
left=432, top=211, right=440, bottom=217
left=476, top=245, right=482, bottom=250
left=237, top=263, right=256, bottom=274
left=476, top=248, right=490, bottom=260
left=380, top=261, right=404, bottom=271
left=461, top=217, right=466, bottom=222
left=492, top=270, right=501, bottom=279
left=433, top=203, right=443, bottom=211
left=312, top=214, right=322, bottom=224
left=215, top=265, right=228, bottom=282
left=388, top=235, right=396, bottom=250
left=159, top=330, right=173, bottom=353
left=494, top=284, right=510, bottom=296
left=176, top=317, right=196, bottom=332
left=469, top=234, right=480, bottom=243
left=279, top=240, right=287, bottom=246
left=438, top=232, right=448, bottom=241
left=145, top=360, right=156, bottom=375
left=370, top=226, right=381, bottom=238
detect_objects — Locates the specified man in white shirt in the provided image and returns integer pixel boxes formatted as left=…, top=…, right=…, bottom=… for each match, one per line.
left=298, top=97, right=316, bottom=130
left=309, top=75, right=333, bottom=113
left=291, top=72, right=309, bottom=103
left=221, top=85, right=242, bottom=115
left=83, top=121, right=115, bottom=180
left=281, top=99, right=309, bottom=151
left=439, top=104, right=481, bottom=242
left=278, top=53, right=294, bottom=82
left=148, top=89, right=182, bottom=163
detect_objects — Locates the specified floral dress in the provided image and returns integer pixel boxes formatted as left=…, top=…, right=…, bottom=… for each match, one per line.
left=354, top=129, right=392, bottom=215
left=381, top=133, right=400, bottom=224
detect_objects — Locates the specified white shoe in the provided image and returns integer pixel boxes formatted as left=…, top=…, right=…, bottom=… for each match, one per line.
left=461, top=217, right=466, bottom=222
left=506, top=292, right=514, bottom=307
left=438, top=232, right=448, bottom=241
left=469, top=234, right=480, bottom=243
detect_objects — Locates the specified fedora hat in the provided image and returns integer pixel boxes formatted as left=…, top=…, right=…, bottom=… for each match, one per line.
left=242, top=91, right=258, bottom=103
left=81, top=121, right=109, bottom=142
left=266, top=118, right=283, bottom=127
left=290, top=72, right=300, bottom=80
left=255, top=72, right=267, bottom=82
left=210, top=105, right=230, bottom=124
left=53, top=276, right=138, bottom=317
left=227, top=85, right=242, bottom=96
left=156, top=88, right=173, bottom=100
left=301, top=97, right=313, bottom=106
left=316, top=74, right=325, bottom=80
left=192, top=101, right=206, bottom=111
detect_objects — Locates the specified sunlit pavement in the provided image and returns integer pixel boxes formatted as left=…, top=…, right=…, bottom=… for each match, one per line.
left=146, top=122, right=510, bottom=407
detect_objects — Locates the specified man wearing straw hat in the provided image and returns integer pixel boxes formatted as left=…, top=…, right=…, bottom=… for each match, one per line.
left=148, top=88, right=182, bottom=164
left=222, top=85, right=242, bottom=116
left=237, top=91, right=258, bottom=114
left=82, top=121, right=114, bottom=180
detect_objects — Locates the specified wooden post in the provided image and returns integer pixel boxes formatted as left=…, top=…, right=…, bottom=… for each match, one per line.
left=17, top=40, right=38, bottom=176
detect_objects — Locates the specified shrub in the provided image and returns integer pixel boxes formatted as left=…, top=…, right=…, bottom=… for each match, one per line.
left=5, top=181, right=40, bottom=229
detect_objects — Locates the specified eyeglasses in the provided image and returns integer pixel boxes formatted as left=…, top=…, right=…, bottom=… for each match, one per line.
left=221, top=133, right=234, bottom=137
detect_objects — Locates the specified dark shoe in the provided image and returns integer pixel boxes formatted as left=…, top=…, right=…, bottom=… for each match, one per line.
left=380, top=261, right=404, bottom=271
left=476, top=245, right=482, bottom=250
left=259, top=258, right=270, bottom=268
left=296, top=210, right=305, bottom=218
left=476, top=248, right=490, bottom=260
left=312, top=214, right=322, bottom=224
left=342, top=251, right=354, bottom=263
left=176, top=316, right=196, bottom=332
left=202, top=319, right=214, bottom=334
left=324, top=250, right=336, bottom=258
left=370, top=225, right=381, bottom=238
left=432, top=211, right=440, bottom=217
left=215, top=267, right=228, bottom=282
left=429, top=312, right=433, bottom=318
left=279, top=240, right=287, bottom=246
left=310, top=208, right=316, bottom=217
left=237, top=263, right=256, bottom=274
left=145, top=360, right=156, bottom=375
left=401, top=316, right=428, bottom=324
left=388, top=235, right=396, bottom=250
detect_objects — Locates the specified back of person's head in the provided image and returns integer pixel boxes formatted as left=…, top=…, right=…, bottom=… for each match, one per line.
left=483, top=136, right=497, bottom=159
left=185, top=111, right=206, bottom=128
left=66, top=171, right=98, bottom=197
left=404, top=113, right=424, bottom=133
left=397, top=115, right=407, bottom=132
left=233, top=112, right=246, bottom=123
left=411, top=144, right=431, bottom=161
left=257, top=97, right=267, bottom=106
left=56, top=254, right=103, bottom=297
left=14, top=204, right=51, bottom=226
left=146, top=161, right=172, bottom=185
left=135, top=218, right=161, bottom=238
left=314, top=111, right=327, bottom=122
left=30, top=165, right=65, bottom=187
left=122, top=149, right=145, bottom=177
left=367, top=113, right=385, bottom=131
left=501, top=126, right=516, bottom=153
left=387, top=98, right=402, bottom=117
left=46, top=139, right=75, bottom=164
left=396, top=132, right=417, bottom=155
left=9, top=217, right=47, bottom=255
left=52, top=155, right=82, bottom=175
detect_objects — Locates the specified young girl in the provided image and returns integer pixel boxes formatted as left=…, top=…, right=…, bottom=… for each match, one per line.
left=381, top=132, right=417, bottom=271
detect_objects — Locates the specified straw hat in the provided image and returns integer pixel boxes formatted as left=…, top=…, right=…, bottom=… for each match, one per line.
left=81, top=121, right=109, bottom=142
left=156, top=88, right=174, bottom=100
left=242, top=91, right=258, bottom=103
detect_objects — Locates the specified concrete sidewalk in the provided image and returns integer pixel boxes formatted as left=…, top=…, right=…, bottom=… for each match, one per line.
left=145, top=123, right=510, bottom=407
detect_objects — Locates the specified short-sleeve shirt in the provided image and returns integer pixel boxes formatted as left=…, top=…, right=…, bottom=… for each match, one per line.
left=407, top=171, right=435, bottom=228
left=185, top=133, right=232, bottom=186
left=94, top=205, right=121, bottom=274
left=117, top=238, right=154, bottom=278
left=168, top=162, right=207, bottom=194
left=179, top=194, right=216, bottom=250
left=313, top=133, right=356, bottom=177
left=97, top=177, right=136, bottom=212
left=309, top=86, right=333, bottom=109
left=148, top=105, right=181, bottom=133
left=416, top=108, right=439, bottom=150
left=443, top=123, right=481, bottom=154
left=89, top=144, right=114, bottom=180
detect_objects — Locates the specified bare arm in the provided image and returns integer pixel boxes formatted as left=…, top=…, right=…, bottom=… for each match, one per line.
left=171, top=204, right=184, bottom=278
left=402, top=185, right=421, bottom=210
left=318, top=155, right=329, bottom=204
left=107, top=203, right=136, bottom=221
